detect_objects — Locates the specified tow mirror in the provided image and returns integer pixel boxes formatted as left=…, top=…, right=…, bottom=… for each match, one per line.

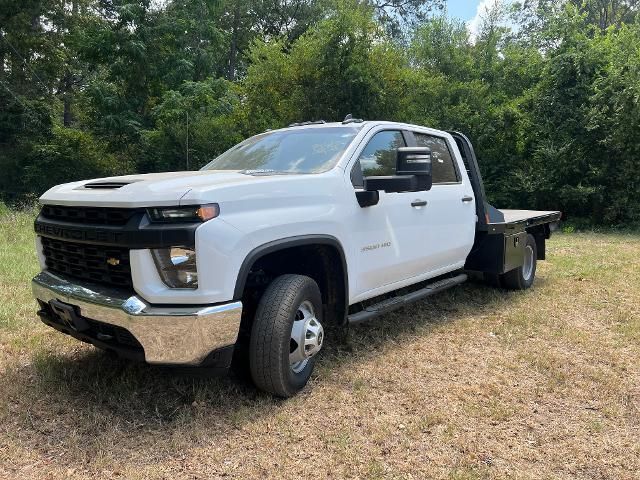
left=397, top=147, right=432, bottom=191
left=396, top=147, right=432, bottom=176
left=364, top=147, right=433, bottom=194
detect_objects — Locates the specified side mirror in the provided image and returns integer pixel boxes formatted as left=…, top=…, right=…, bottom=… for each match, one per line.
left=396, top=146, right=432, bottom=192
left=364, top=147, right=433, bottom=193
left=396, top=147, right=432, bottom=176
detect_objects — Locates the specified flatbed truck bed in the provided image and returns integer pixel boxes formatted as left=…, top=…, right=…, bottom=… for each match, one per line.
left=487, top=209, right=562, bottom=234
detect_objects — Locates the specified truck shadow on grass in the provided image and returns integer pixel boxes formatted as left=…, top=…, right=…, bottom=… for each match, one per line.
left=1, top=281, right=518, bottom=468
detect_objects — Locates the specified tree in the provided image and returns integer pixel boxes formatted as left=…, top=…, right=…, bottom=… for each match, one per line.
left=568, top=0, right=639, bottom=30
left=140, top=78, right=242, bottom=171
left=242, top=0, right=407, bottom=128
left=0, top=0, right=638, bottom=224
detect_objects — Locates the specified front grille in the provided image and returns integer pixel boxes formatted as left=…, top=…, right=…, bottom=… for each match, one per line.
left=40, top=205, right=138, bottom=226
left=41, top=237, right=132, bottom=288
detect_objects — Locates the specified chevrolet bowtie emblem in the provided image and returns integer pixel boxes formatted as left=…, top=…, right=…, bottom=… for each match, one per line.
left=106, top=257, right=120, bottom=266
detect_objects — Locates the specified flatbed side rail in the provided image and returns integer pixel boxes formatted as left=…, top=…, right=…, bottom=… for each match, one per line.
left=486, top=210, right=562, bottom=235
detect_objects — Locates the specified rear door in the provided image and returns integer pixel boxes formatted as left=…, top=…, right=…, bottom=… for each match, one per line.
left=410, top=131, right=476, bottom=272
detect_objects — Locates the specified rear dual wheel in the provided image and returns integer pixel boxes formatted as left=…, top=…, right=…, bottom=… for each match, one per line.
left=486, top=233, right=538, bottom=290
left=249, top=274, right=324, bottom=398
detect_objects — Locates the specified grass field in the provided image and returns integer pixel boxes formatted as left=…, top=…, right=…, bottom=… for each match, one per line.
left=0, top=209, right=639, bottom=480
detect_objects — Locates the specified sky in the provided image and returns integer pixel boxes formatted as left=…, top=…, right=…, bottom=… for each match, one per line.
left=446, top=0, right=505, bottom=39
left=150, top=0, right=502, bottom=39
left=446, top=0, right=483, bottom=21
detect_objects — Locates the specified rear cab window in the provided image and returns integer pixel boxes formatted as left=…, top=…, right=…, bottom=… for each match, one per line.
left=413, top=133, right=460, bottom=184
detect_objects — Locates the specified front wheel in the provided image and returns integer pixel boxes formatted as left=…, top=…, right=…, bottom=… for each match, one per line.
left=249, top=274, right=324, bottom=397
left=501, top=233, right=537, bottom=290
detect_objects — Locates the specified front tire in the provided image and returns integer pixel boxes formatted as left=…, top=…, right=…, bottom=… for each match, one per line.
left=501, top=233, right=537, bottom=290
left=249, top=274, right=324, bottom=397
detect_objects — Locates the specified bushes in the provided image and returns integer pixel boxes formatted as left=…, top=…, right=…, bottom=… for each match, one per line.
left=401, top=7, right=640, bottom=225
left=20, top=128, right=119, bottom=196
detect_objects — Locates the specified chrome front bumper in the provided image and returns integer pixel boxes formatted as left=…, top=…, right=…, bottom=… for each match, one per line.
left=32, top=271, right=242, bottom=366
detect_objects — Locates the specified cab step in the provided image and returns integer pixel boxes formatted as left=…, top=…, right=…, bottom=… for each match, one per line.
left=347, top=273, right=468, bottom=325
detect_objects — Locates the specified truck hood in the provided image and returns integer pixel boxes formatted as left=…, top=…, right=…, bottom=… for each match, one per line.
left=39, top=171, right=269, bottom=207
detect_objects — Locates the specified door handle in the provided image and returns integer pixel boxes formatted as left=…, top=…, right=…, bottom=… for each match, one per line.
left=411, top=200, right=427, bottom=207
left=461, top=196, right=474, bottom=203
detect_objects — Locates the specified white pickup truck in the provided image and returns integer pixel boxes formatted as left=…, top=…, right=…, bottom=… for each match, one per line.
left=32, top=119, right=561, bottom=397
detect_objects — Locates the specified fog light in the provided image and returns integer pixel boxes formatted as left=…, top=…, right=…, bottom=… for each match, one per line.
left=151, top=247, right=198, bottom=288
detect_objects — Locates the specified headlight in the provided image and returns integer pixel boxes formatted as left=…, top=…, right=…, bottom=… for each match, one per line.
left=151, top=247, right=198, bottom=288
left=147, top=204, right=219, bottom=223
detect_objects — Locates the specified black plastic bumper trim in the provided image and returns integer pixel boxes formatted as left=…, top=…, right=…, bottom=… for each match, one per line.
left=38, top=309, right=145, bottom=362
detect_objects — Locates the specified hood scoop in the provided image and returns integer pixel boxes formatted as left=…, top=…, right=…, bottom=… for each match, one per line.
left=82, top=180, right=137, bottom=189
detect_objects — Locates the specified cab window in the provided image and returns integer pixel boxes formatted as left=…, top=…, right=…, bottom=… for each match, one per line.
left=351, top=130, right=406, bottom=188
left=414, top=133, right=459, bottom=184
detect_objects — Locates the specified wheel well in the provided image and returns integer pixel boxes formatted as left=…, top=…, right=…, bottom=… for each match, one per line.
left=234, top=242, right=348, bottom=348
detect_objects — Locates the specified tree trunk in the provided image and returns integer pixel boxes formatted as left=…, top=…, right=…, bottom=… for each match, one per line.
left=0, top=30, right=4, bottom=82
left=227, top=0, right=241, bottom=81
left=62, top=70, right=73, bottom=126
left=61, top=0, right=79, bottom=126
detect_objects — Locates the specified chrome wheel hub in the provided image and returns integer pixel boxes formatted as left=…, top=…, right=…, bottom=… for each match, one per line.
left=289, top=300, right=324, bottom=373
left=523, top=245, right=534, bottom=281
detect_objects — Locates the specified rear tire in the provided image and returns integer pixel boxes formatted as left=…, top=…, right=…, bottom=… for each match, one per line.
left=249, top=274, right=323, bottom=398
left=501, top=233, right=537, bottom=290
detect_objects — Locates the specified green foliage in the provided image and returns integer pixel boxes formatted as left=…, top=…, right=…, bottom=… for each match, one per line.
left=0, top=0, right=639, bottom=224
left=140, top=78, right=243, bottom=171
left=22, top=127, right=118, bottom=195
left=243, top=1, right=407, bottom=126
left=410, top=16, right=474, bottom=79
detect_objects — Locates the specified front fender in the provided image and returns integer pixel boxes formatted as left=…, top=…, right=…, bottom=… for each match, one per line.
left=232, top=234, right=349, bottom=301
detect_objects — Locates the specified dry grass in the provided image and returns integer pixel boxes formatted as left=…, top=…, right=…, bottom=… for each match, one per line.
left=1, top=210, right=639, bottom=479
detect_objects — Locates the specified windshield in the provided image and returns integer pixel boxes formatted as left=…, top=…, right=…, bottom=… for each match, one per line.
left=201, top=127, right=359, bottom=174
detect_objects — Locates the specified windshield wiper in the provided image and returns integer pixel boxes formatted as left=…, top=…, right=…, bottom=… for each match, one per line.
left=240, top=169, right=296, bottom=176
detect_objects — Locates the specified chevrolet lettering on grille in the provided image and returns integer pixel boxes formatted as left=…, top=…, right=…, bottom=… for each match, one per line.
left=34, top=221, right=125, bottom=244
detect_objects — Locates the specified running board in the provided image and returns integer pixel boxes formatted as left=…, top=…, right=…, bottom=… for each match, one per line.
left=347, top=274, right=468, bottom=325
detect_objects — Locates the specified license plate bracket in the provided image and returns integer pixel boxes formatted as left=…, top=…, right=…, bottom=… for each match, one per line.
left=49, top=299, right=89, bottom=332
